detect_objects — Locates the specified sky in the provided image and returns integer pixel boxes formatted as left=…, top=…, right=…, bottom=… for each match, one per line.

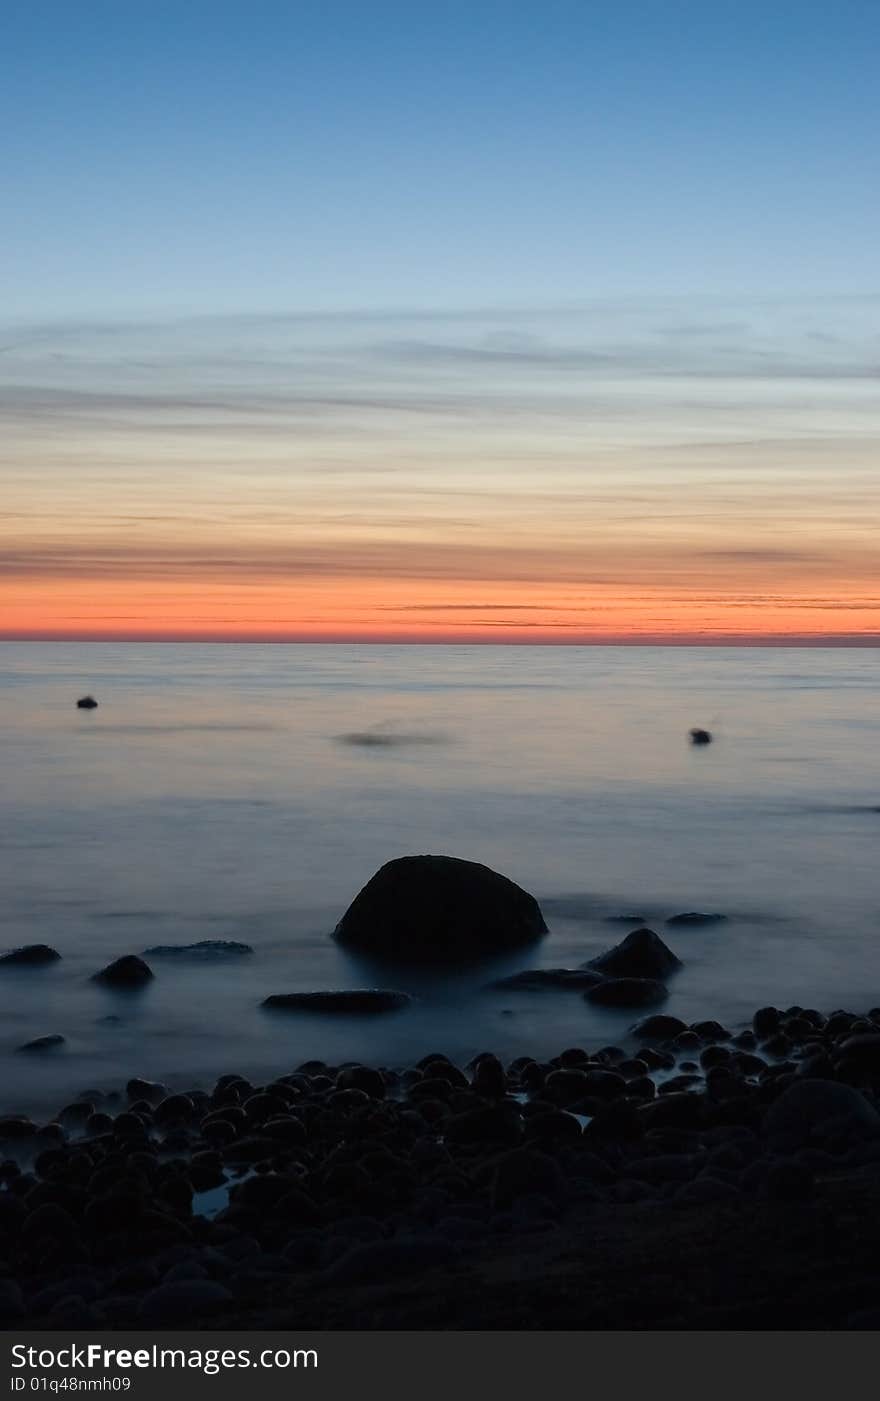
left=2, top=0, right=878, bottom=644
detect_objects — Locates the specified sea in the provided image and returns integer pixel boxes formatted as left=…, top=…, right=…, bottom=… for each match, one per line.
left=1, top=642, right=878, bottom=1115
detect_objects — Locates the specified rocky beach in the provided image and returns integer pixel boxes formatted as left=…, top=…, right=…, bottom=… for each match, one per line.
left=3, top=863, right=880, bottom=1330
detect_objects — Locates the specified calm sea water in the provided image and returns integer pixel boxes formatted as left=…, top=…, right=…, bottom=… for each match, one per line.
left=1, top=642, right=878, bottom=1115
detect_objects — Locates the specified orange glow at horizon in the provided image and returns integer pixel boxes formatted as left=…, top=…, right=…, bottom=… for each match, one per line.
left=2, top=304, right=879, bottom=646
left=4, top=571, right=879, bottom=645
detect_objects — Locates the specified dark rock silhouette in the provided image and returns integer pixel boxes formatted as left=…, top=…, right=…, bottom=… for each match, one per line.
left=763, top=1079, right=879, bottom=1146
left=143, top=940, right=253, bottom=957
left=262, top=989, right=411, bottom=1014
left=0, top=944, right=61, bottom=967
left=76, top=696, right=99, bottom=710
left=585, top=978, right=669, bottom=1007
left=586, top=927, right=681, bottom=980
left=484, top=968, right=605, bottom=991
left=632, top=1013, right=689, bottom=1040
left=92, top=955, right=154, bottom=987
left=689, top=728, right=712, bottom=744
left=666, top=911, right=726, bottom=928
left=138, top=1280, right=233, bottom=1324
left=834, top=1033, right=880, bottom=1076
left=336, top=729, right=448, bottom=748
left=4, top=998, right=880, bottom=1329
left=16, top=1034, right=65, bottom=1053
left=334, top=854, right=547, bottom=962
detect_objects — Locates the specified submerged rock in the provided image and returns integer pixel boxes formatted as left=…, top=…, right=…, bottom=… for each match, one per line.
left=334, top=854, right=547, bottom=962
left=92, top=955, right=154, bottom=988
left=262, top=989, right=412, bottom=1014
left=632, top=1013, right=689, bottom=1040
left=16, top=1034, right=65, bottom=1053
left=76, top=695, right=98, bottom=710
left=586, top=927, right=681, bottom=980
left=484, top=968, right=605, bottom=991
left=143, top=940, right=253, bottom=957
left=586, top=978, right=669, bottom=1008
left=0, top=944, right=61, bottom=967
left=666, top=911, right=726, bottom=928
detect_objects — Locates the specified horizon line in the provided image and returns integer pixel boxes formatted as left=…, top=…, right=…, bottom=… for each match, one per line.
left=1, top=633, right=878, bottom=649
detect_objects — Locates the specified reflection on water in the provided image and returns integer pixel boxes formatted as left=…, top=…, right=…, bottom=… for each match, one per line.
left=1, top=641, right=879, bottom=1114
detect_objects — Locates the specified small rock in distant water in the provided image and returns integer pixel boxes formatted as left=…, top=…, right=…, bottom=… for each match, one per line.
left=604, top=914, right=648, bottom=925
left=689, top=728, right=712, bottom=744
left=91, top=955, right=154, bottom=988
left=336, top=729, right=448, bottom=748
left=334, top=854, right=547, bottom=962
left=76, top=695, right=99, bottom=710
left=262, top=989, right=412, bottom=1014
left=143, top=940, right=253, bottom=957
left=585, top=978, right=669, bottom=1008
left=0, top=944, right=61, bottom=967
left=16, top=1035, right=65, bottom=1053
left=586, top=927, right=682, bottom=980
left=666, top=911, right=726, bottom=928
left=483, top=968, right=605, bottom=991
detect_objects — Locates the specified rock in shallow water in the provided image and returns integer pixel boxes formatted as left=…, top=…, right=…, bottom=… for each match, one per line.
left=92, top=955, right=154, bottom=987
left=334, top=854, right=547, bottom=962
left=143, top=940, right=253, bottom=957
left=632, top=1014, right=689, bottom=1040
left=262, top=990, right=412, bottom=1014
left=586, top=927, right=681, bottom=980
left=586, top=978, right=669, bottom=1008
left=16, top=1035, right=65, bottom=1053
left=484, top=968, right=605, bottom=991
left=666, top=912, right=726, bottom=928
left=0, top=944, right=61, bottom=967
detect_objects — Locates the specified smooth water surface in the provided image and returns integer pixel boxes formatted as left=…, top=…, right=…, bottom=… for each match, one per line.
left=1, top=643, right=878, bottom=1113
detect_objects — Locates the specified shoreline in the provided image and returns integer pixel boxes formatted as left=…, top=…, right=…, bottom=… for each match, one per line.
left=2, top=999, right=880, bottom=1328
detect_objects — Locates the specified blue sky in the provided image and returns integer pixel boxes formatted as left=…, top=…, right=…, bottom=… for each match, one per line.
left=3, top=2, right=878, bottom=643
left=3, top=0, right=878, bottom=318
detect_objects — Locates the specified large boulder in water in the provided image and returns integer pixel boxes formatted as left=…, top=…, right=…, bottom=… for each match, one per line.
left=334, top=855, right=547, bottom=963
left=585, top=927, right=681, bottom=980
